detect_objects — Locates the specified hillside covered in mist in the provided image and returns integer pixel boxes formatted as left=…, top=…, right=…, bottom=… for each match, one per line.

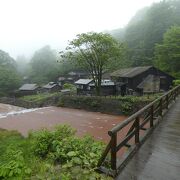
left=109, top=0, right=180, bottom=66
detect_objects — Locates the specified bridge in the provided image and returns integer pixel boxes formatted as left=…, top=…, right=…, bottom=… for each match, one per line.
left=98, top=85, right=180, bottom=179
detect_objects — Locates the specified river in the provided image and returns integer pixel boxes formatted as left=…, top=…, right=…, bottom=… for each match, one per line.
left=0, top=103, right=127, bottom=143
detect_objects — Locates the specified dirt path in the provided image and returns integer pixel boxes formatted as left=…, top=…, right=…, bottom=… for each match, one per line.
left=0, top=105, right=127, bottom=143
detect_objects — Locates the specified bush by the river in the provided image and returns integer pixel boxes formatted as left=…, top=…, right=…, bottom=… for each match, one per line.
left=58, top=94, right=162, bottom=115
left=0, top=126, right=112, bottom=179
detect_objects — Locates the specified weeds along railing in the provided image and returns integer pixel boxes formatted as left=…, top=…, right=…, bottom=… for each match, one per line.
left=97, top=85, right=180, bottom=177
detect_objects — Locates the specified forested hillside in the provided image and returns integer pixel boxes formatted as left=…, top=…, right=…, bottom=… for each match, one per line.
left=0, top=50, right=21, bottom=96
left=110, top=0, right=180, bottom=75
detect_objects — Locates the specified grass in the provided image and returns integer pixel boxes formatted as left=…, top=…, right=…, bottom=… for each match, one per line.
left=20, top=92, right=60, bottom=102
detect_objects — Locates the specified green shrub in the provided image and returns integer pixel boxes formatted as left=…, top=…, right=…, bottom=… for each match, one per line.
left=0, top=126, right=111, bottom=179
left=120, top=101, right=133, bottom=115
left=58, top=98, right=65, bottom=107
left=63, top=83, right=75, bottom=90
left=89, top=100, right=101, bottom=108
left=0, top=149, right=31, bottom=178
left=30, top=125, right=104, bottom=169
left=173, top=79, right=180, bottom=86
left=30, top=125, right=76, bottom=157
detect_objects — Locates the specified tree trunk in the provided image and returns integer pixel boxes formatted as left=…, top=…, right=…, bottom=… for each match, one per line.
left=95, top=72, right=102, bottom=96
left=96, top=84, right=101, bottom=96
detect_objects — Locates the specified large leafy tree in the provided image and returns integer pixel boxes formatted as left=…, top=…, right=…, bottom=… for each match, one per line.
left=0, top=50, right=16, bottom=69
left=155, top=26, right=180, bottom=78
left=61, top=32, right=126, bottom=95
left=29, top=46, right=60, bottom=84
left=0, top=50, right=21, bottom=96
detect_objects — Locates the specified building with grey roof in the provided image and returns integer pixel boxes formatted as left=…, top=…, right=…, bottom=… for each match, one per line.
left=18, top=84, right=40, bottom=95
left=111, top=66, right=175, bottom=94
left=42, top=82, right=61, bottom=93
left=75, top=79, right=116, bottom=95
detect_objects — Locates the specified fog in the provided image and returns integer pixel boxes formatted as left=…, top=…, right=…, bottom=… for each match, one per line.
left=0, top=0, right=160, bottom=58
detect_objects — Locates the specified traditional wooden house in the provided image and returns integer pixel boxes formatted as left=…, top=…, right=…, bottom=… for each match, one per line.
left=111, top=66, right=175, bottom=94
left=42, top=82, right=61, bottom=93
left=18, top=84, right=40, bottom=95
left=89, top=80, right=116, bottom=96
left=75, top=79, right=93, bottom=95
left=58, top=71, right=89, bottom=86
left=75, top=79, right=116, bottom=95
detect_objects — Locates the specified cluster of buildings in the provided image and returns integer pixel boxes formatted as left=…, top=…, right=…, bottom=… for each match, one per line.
left=17, top=66, right=175, bottom=96
left=18, top=82, right=61, bottom=96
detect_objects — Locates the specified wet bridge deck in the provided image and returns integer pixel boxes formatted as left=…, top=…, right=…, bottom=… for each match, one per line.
left=117, top=97, right=180, bottom=180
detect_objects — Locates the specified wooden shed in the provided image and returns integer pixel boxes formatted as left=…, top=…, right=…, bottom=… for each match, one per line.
left=42, top=82, right=61, bottom=93
left=75, top=79, right=116, bottom=96
left=111, top=66, right=175, bottom=94
left=18, top=84, right=40, bottom=95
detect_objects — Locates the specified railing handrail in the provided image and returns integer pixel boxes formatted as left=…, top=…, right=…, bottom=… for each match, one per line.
left=98, top=85, right=180, bottom=176
left=109, top=85, right=180, bottom=135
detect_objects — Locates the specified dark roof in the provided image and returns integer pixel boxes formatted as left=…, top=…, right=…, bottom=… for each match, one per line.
left=43, top=82, right=58, bottom=89
left=19, top=84, right=38, bottom=91
left=111, top=66, right=152, bottom=78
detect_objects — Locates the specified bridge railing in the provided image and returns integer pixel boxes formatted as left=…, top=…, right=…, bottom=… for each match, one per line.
left=97, top=85, right=180, bottom=176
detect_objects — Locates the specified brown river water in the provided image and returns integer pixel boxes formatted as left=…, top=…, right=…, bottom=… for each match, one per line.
left=0, top=103, right=127, bottom=143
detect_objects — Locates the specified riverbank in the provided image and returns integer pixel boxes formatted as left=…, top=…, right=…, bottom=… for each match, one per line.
left=0, top=93, right=162, bottom=115
left=0, top=103, right=24, bottom=113
left=0, top=93, right=61, bottom=109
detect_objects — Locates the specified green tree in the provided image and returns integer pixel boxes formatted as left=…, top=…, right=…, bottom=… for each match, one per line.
left=29, top=46, right=60, bottom=84
left=16, top=55, right=30, bottom=76
left=125, top=0, right=180, bottom=66
left=57, top=56, right=82, bottom=76
left=0, top=50, right=21, bottom=96
left=61, top=32, right=126, bottom=95
left=0, top=50, right=16, bottom=69
left=111, top=0, right=180, bottom=66
left=155, top=26, right=180, bottom=78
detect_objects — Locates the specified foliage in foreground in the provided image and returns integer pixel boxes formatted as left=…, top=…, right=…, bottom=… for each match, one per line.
left=0, top=126, right=112, bottom=180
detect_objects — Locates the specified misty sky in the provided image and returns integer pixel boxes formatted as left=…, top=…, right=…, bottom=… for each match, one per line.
left=0, top=0, right=160, bottom=59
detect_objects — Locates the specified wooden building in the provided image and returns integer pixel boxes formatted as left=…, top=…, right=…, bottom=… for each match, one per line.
left=58, top=71, right=89, bottom=86
left=75, top=79, right=116, bottom=96
left=111, top=66, right=175, bottom=94
left=18, top=84, right=40, bottom=95
left=42, top=82, right=61, bottom=93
